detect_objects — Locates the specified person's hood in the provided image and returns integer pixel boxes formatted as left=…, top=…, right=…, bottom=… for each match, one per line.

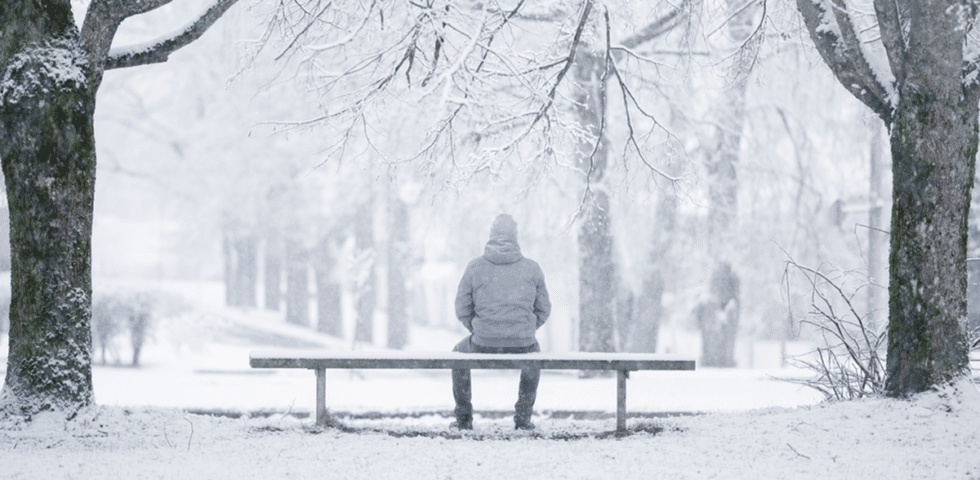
left=483, top=214, right=522, bottom=264
left=483, top=233, right=523, bottom=265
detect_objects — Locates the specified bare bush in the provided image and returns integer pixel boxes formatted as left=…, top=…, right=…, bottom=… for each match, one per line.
left=91, top=296, right=123, bottom=365
left=90, top=291, right=164, bottom=367
left=783, top=260, right=886, bottom=401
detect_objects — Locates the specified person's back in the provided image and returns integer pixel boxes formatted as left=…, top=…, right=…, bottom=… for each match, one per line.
left=451, top=214, right=550, bottom=430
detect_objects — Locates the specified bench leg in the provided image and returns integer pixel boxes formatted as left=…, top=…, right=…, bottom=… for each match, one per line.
left=315, top=367, right=327, bottom=426
left=617, top=370, right=628, bottom=433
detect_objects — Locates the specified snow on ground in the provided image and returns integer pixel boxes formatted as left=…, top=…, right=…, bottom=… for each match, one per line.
left=2, top=282, right=980, bottom=479
left=2, top=381, right=979, bottom=479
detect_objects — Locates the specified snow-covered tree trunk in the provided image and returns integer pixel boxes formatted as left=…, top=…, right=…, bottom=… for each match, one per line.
left=696, top=0, right=754, bottom=367
left=264, top=233, right=283, bottom=311
left=886, top=70, right=976, bottom=394
left=222, top=223, right=258, bottom=308
left=629, top=187, right=678, bottom=353
left=313, top=234, right=342, bottom=337
left=797, top=0, right=977, bottom=396
left=386, top=193, right=410, bottom=350
left=695, top=263, right=740, bottom=367
left=0, top=14, right=97, bottom=413
left=353, top=196, right=376, bottom=344
left=573, top=46, right=617, bottom=354
left=284, top=237, right=309, bottom=327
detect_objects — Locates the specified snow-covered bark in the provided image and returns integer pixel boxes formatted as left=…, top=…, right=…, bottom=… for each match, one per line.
left=1, top=0, right=241, bottom=417
left=572, top=43, right=618, bottom=354
left=313, top=232, right=343, bottom=337
left=694, top=0, right=759, bottom=367
left=222, top=220, right=258, bottom=308
left=386, top=193, right=411, bottom=350
left=0, top=29, right=98, bottom=415
left=264, top=234, right=283, bottom=311
left=569, top=3, right=692, bottom=354
left=797, top=0, right=978, bottom=396
left=353, top=196, right=376, bottom=344
left=284, top=237, right=310, bottom=327
left=629, top=186, right=678, bottom=353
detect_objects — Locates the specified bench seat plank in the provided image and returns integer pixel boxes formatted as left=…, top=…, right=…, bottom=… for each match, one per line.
left=249, top=350, right=696, bottom=371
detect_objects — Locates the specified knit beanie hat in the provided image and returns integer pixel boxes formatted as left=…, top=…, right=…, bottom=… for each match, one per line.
left=490, top=214, right=518, bottom=237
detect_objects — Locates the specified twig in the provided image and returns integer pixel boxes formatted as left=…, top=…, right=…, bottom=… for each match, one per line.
left=183, top=415, right=195, bottom=452
left=787, top=443, right=810, bottom=460
left=780, top=255, right=886, bottom=400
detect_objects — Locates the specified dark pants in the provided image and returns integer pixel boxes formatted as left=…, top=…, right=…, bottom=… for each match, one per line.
left=452, top=336, right=541, bottom=426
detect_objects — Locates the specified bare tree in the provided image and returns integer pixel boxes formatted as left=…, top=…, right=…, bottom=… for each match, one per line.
left=259, top=0, right=706, bottom=355
left=694, top=0, right=764, bottom=367
left=796, top=0, right=977, bottom=396
left=0, top=0, right=242, bottom=417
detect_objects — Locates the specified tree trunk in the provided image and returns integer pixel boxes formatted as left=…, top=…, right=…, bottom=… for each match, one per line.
left=573, top=46, right=617, bottom=354
left=239, top=237, right=258, bottom=308
left=284, top=238, right=309, bottom=327
left=885, top=40, right=976, bottom=393
left=697, top=0, right=750, bottom=367
left=614, top=283, right=634, bottom=352
left=128, top=295, right=151, bottom=368
left=387, top=193, right=410, bottom=350
left=0, top=16, right=97, bottom=413
left=313, top=235, right=343, bottom=337
left=222, top=221, right=258, bottom=308
left=629, top=187, right=678, bottom=353
left=353, top=197, right=376, bottom=344
left=696, top=263, right=740, bottom=367
left=264, top=233, right=282, bottom=311
left=698, top=101, right=744, bottom=366
left=578, top=189, right=616, bottom=353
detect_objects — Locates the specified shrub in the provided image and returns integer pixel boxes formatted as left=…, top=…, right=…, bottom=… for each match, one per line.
left=90, top=291, right=158, bottom=367
left=783, top=261, right=886, bottom=401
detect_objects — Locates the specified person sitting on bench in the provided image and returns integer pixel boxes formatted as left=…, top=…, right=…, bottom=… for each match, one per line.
left=451, top=213, right=551, bottom=430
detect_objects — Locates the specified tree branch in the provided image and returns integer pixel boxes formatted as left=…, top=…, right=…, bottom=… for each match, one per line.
left=527, top=0, right=594, bottom=129
left=619, top=0, right=690, bottom=50
left=119, top=0, right=175, bottom=17
left=80, top=0, right=175, bottom=66
left=872, top=0, right=906, bottom=86
left=105, top=0, right=242, bottom=70
left=796, top=0, right=893, bottom=123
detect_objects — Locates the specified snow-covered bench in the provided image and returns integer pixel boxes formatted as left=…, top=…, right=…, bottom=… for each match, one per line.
left=249, top=350, right=696, bottom=432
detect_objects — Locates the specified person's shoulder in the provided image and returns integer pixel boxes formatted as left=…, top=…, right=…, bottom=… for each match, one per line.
left=466, top=256, right=490, bottom=270
left=520, top=257, right=544, bottom=272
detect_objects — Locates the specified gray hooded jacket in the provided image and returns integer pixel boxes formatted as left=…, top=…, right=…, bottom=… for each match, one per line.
left=454, top=217, right=551, bottom=348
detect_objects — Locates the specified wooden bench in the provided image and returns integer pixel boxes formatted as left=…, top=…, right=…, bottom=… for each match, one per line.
left=249, top=350, right=696, bottom=432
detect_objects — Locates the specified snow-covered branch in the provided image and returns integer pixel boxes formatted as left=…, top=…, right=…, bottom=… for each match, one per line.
left=104, top=0, right=242, bottom=70
left=618, top=0, right=690, bottom=50
left=872, top=0, right=906, bottom=85
left=796, top=0, right=894, bottom=123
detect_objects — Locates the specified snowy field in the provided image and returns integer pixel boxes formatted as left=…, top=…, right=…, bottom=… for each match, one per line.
left=2, top=282, right=980, bottom=479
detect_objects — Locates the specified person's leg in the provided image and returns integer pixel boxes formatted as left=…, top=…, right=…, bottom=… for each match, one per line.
left=513, top=342, right=541, bottom=429
left=515, top=368, right=540, bottom=428
left=451, top=337, right=474, bottom=429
